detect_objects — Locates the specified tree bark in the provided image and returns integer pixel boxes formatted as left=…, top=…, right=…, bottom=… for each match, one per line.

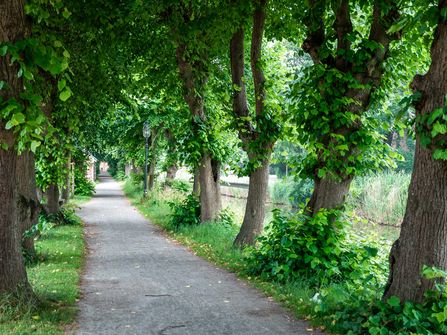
left=44, top=184, right=60, bottom=215
left=198, top=154, right=221, bottom=222
left=148, top=131, right=158, bottom=191
left=234, top=159, right=270, bottom=246
left=166, top=164, right=178, bottom=182
left=231, top=0, right=273, bottom=247
left=193, top=168, right=200, bottom=196
left=61, top=152, right=72, bottom=203
left=384, top=1, right=447, bottom=303
left=0, top=0, right=32, bottom=296
left=16, top=151, right=39, bottom=260
left=306, top=176, right=353, bottom=215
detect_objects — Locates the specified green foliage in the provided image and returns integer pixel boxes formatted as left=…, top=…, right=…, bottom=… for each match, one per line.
left=291, top=64, right=400, bottom=180
left=271, top=176, right=313, bottom=206
left=326, top=267, right=447, bottom=335
left=167, top=179, right=191, bottom=193
left=416, top=105, right=447, bottom=160
left=23, top=214, right=53, bottom=241
left=217, top=207, right=236, bottom=228
left=74, top=166, right=95, bottom=196
left=248, top=209, right=385, bottom=286
left=168, top=194, right=201, bottom=230
left=46, top=206, right=81, bottom=226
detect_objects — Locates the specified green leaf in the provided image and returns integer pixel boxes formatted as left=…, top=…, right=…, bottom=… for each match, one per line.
left=58, top=79, right=66, bottom=91
left=0, top=45, right=7, bottom=56
left=13, top=112, right=25, bottom=124
left=59, top=89, right=71, bottom=102
left=5, top=120, right=16, bottom=130
left=387, top=296, right=401, bottom=308
left=30, top=141, right=40, bottom=153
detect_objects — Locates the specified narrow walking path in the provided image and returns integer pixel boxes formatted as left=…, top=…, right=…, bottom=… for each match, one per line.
left=75, top=175, right=322, bottom=335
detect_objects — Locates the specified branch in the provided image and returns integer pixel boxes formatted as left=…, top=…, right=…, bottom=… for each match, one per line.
left=230, top=28, right=255, bottom=146
left=251, top=0, right=267, bottom=117
left=366, top=0, right=401, bottom=81
left=333, top=0, right=353, bottom=71
left=302, top=0, right=327, bottom=64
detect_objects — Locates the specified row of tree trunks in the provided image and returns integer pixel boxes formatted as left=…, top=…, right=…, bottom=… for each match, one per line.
left=384, top=0, right=447, bottom=303
left=0, top=0, right=32, bottom=296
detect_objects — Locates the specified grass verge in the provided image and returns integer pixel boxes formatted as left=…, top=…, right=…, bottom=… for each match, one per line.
left=0, top=221, right=84, bottom=334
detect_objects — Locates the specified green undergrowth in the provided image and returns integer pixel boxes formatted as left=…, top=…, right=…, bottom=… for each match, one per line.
left=122, top=178, right=447, bottom=335
left=0, top=212, right=85, bottom=334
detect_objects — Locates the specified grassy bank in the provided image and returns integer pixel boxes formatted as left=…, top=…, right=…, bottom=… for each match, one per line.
left=0, top=210, right=85, bottom=334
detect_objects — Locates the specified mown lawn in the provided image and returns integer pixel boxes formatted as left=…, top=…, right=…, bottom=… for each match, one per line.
left=0, top=224, right=85, bottom=335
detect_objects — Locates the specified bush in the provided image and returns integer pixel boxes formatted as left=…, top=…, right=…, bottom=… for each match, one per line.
left=46, top=205, right=82, bottom=226
left=247, top=209, right=386, bottom=286
left=167, top=179, right=190, bottom=193
left=168, top=194, right=201, bottom=229
left=74, top=164, right=96, bottom=196
left=363, top=267, right=447, bottom=335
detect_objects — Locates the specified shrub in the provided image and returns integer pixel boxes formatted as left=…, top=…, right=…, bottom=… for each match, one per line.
left=46, top=205, right=82, bottom=226
left=327, top=267, right=447, bottom=335
left=217, top=207, right=236, bottom=228
left=23, top=214, right=54, bottom=241
left=247, top=209, right=385, bottom=286
left=74, top=165, right=96, bottom=196
left=168, top=194, right=201, bottom=229
left=168, top=180, right=191, bottom=193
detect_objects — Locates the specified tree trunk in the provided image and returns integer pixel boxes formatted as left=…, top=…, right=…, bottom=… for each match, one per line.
left=193, top=168, right=200, bottom=196
left=61, top=152, right=72, bottom=203
left=0, top=0, right=32, bottom=296
left=199, top=154, right=221, bottom=222
left=306, top=176, right=353, bottom=215
left=16, top=151, right=39, bottom=260
left=176, top=42, right=222, bottom=221
left=148, top=132, right=158, bottom=191
left=234, top=159, right=270, bottom=247
left=230, top=1, right=273, bottom=247
left=166, top=164, right=178, bottom=182
left=384, top=3, right=447, bottom=303
left=44, top=184, right=60, bottom=215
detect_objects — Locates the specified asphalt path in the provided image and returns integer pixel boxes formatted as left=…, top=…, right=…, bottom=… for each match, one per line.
left=75, top=175, right=323, bottom=335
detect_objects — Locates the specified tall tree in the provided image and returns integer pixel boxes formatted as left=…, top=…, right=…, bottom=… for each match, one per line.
left=291, top=0, right=402, bottom=215
left=384, top=0, right=447, bottom=303
left=0, top=0, right=32, bottom=296
left=230, top=0, right=279, bottom=246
